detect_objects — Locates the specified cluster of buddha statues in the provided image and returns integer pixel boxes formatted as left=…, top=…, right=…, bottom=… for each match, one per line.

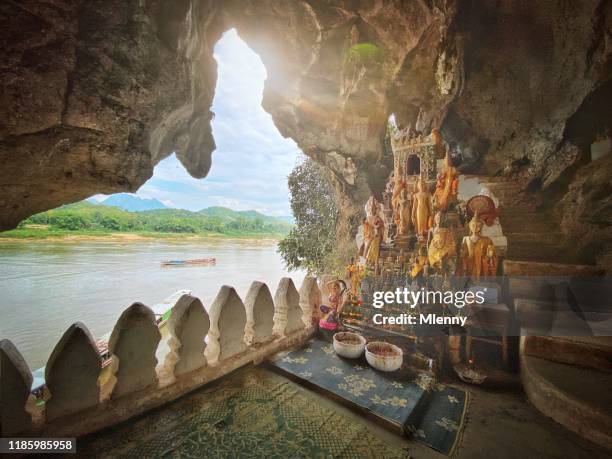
left=357, top=127, right=497, bottom=283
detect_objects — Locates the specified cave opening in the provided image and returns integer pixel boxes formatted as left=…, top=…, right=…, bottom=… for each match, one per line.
left=0, top=28, right=306, bottom=373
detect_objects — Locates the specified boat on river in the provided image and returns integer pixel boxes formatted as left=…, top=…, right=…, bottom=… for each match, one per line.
left=30, top=289, right=191, bottom=399
left=161, top=258, right=216, bottom=267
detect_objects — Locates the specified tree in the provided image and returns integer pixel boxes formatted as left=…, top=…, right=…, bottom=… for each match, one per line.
left=279, top=158, right=339, bottom=274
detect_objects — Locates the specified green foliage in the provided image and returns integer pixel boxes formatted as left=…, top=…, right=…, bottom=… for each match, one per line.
left=348, top=43, right=383, bottom=65
left=278, top=159, right=339, bottom=274
left=11, top=202, right=292, bottom=237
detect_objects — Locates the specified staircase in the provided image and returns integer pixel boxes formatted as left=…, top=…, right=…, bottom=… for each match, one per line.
left=484, top=178, right=612, bottom=450
left=478, top=179, right=583, bottom=264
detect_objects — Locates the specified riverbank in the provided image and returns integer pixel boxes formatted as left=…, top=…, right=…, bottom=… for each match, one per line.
left=0, top=228, right=286, bottom=243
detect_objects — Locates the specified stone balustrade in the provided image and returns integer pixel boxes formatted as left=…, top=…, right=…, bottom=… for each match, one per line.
left=0, top=276, right=319, bottom=438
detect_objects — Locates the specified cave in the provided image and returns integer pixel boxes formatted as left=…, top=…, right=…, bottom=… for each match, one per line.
left=0, top=1, right=611, bottom=457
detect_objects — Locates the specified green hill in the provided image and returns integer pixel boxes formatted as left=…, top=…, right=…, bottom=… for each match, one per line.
left=5, top=202, right=293, bottom=238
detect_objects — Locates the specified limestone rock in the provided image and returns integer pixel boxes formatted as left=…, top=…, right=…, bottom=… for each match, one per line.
left=45, top=322, right=102, bottom=421
left=0, top=1, right=610, bottom=270
left=109, top=303, right=161, bottom=399
left=0, top=339, right=33, bottom=435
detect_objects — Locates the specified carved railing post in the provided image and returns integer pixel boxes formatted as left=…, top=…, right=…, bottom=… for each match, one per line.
left=45, top=323, right=102, bottom=421
left=299, top=276, right=322, bottom=327
left=205, top=286, right=247, bottom=364
left=165, top=294, right=209, bottom=377
left=274, top=277, right=304, bottom=335
left=244, top=281, right=275, bottom=345
left=0, top=339, right=32, bottom=435
left=109, top=303, right=161, bottom=399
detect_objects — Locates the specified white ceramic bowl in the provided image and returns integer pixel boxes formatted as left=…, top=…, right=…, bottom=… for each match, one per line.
left=333, top=332, right=366, bottom=359
left=365, top=341, right=403, bottom=372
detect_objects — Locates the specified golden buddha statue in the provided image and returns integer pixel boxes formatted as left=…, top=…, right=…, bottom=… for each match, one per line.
left=427, top=211, right=456, bottom=274
left=411, top=177, right=433, bottom=239
left=459, top=212, right=498, bottom=280
left=346, top=257, right=363, bottom=299
left=433, top=148, right=458, bottom=211
left=391, top=166, right=406, bottom=214
left=397, top=188, right=411, bottom=235
left=410, top=245, right=429, bottom=279
left=365, top=215, right=384, bottom=266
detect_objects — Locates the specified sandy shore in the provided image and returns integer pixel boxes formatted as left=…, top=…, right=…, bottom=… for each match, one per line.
left=0, top=232, right=283, bottom=244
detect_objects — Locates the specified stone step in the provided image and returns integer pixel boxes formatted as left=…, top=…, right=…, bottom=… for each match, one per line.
left=504, top=232, right=565, bottom=244
left=503, top=260, right=603, bottom=277
left=522, top=336, right=612, bottom=372
left=506, top=243, right=571, bottom=263
left=498, top=210, right=549, bottom=221
left=500, top=222, right=560, bottom=234
left=520, top=352, right=612, bottom=449
left=515, top=297, right=612, bottom=336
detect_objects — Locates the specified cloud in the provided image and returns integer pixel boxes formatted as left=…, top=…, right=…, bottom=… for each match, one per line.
left=91, top=29, right=300, bottom=217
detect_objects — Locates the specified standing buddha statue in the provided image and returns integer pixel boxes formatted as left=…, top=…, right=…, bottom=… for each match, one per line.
left=359, top=217, right=372, bottom=257
left=458, top=212, right=498, bottom=280
left=397, top=188, right=411, bottom=236
left=391, top=165, right=406, bottom=214
left=411, top=177, right=433, bottom=239
left=365, top=215, right=384, bottom=266
left=433, top=148, right=459, bottom=211
left=346, top=257, right=363, bottom=300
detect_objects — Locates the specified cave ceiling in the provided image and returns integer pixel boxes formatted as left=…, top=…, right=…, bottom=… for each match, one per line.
left=1, top=0, right=610, bottom=234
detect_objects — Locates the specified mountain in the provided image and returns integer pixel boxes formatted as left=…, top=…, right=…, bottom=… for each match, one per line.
left=98, top=194, right=167, bottom=212
left=274, top=215, right=294, bottom=224
left=22, top=202, right=292, bottom=236
left=198, top=206, right=294, bottom=225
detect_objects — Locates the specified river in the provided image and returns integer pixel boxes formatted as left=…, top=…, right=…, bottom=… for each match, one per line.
left=0, top=238, right=304, bottom=370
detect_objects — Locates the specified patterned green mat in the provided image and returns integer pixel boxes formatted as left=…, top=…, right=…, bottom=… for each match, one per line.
left=270, top=338, right=469, bottom=456
left=76, top=366, right=409, bottom=458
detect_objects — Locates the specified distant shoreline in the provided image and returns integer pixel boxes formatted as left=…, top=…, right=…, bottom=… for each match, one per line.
left=0, top=229, right=285, bottom=244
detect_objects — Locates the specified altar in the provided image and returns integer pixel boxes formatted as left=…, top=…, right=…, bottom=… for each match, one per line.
left=343, top=128, right=510, bottom=369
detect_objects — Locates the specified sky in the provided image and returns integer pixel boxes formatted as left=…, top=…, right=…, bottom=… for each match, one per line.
left=92, top=29, right=301, bottom=217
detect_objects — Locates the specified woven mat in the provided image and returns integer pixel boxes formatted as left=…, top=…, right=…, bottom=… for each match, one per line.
left=76, top=366, right=409, bottom=458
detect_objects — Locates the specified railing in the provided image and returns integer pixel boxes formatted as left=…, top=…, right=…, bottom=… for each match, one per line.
left=0, top=276, right=322, bottom=437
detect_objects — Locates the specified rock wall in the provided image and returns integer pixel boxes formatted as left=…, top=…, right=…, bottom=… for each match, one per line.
left=1, top=0, right=610, bottom=267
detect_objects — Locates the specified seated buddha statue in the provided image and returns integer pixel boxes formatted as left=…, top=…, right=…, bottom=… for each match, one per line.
left=427, top=212, right=456, bottom=274
left=433, top=149, right=458, bottom=211
left=410, top=245, right=429, bottom=280
left=458, top=212, right=498, bottom=280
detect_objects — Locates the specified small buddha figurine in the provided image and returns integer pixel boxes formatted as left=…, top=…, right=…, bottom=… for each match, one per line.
left=483, top=243, right=498, bottom=277
left=397, top=188, right=411, bottom=235
left=427, top=211, right=456, bottom=274
left=458, top=212, right=498, bottom=280
left=346, top=258, right=361, bottom=300
left=433, top=148, right=459, bottom=211
left=411, top=177, right=433, bottom=239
